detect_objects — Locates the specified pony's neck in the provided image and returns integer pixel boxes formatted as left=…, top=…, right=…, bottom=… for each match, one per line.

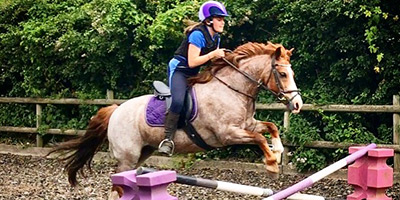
left=216, top=54, right=271, bottom=102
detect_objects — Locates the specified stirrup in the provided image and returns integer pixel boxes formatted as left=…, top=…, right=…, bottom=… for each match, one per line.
left=158, top=139, right=175, bottom=156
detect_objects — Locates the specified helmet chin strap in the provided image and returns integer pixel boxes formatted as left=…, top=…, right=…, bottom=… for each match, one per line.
left=206, top=21, right=222, bottom=34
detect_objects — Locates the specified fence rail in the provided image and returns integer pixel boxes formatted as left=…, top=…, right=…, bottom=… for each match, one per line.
left=1, top=97, right=400, bottom=112
left=0, top=93, right=399, bottom=171
left=1, top=125, right=399, bottom=152
left=0, top=97, right=125, bottom=105
left=257, top=103, right=400, bottom=113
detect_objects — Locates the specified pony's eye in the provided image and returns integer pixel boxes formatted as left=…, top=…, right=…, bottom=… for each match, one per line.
left=279, top=72, right=287, bottom=78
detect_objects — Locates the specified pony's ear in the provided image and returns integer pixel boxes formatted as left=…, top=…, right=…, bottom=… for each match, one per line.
left=275, top=47, right=282, bottom=58
left=287, top=48, right=294, bottom=56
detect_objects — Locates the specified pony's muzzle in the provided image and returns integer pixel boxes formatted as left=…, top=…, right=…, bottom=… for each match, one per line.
left=288, top=94, right=303, bottom=114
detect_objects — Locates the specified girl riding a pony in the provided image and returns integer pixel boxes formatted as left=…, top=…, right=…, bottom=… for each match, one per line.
left=158, top=1, right=229, bottom=156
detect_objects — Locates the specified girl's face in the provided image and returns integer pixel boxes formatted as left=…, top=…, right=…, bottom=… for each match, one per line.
left=212, top=17, right=225, bottom=33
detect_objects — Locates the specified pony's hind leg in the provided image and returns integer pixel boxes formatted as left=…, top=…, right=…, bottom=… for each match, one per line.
left=111, top=144, right=155, bottom=171
left=109, top=145, right=155, bottom=200
left=108, top=138, right=142, bottom=172
left=109, top=148, right=142, bottom=200
left=108, top=132, right=143, bottom=199
left=136, top=145, right=156, bottom=168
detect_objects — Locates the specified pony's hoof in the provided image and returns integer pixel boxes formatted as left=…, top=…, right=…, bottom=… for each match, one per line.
left=263, top=157, right=279, bottom=171
left=265, top=169, right=280, bottom=180
left=107, top=190, right=120, bottom=200
left=266, top=162, right=279, bottom=173
left=110, top=185, right=123, bottom=199
left=266, top=160, right=279, bottom=181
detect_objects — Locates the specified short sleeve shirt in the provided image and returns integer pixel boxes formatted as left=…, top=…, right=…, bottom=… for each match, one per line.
left=188, top=30, right=220, bottom=49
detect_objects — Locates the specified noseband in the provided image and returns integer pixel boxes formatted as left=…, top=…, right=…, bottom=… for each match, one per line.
left=212, top=52, right=301, bottom=105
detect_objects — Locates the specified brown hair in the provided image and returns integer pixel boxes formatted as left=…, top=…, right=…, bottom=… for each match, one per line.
left=183, top=19, right=211, bottom=34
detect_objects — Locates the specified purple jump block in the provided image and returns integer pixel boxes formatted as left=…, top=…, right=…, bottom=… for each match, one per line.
left=136, top=170, right=178, bottom=200
left=111, top=170, right=178, bottom=200
left=111, top=170, right=139, bottom=200
left=136, top=170, right=177, bottom=186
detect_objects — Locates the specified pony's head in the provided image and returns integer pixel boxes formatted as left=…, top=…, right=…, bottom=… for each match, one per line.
left=263, top=42, right=303, bottom=114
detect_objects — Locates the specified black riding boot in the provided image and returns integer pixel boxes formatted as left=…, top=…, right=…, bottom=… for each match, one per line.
left=158, top=111, right=180, bottom=156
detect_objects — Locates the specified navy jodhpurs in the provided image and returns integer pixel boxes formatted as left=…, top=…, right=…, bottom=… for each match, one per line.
left=168, top=70, right=192, bottom=114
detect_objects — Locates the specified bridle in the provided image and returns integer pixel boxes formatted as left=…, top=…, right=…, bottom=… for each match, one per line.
left=267, top=56, right=301, bottom=105
left=211, top=51, right=301, bottom=105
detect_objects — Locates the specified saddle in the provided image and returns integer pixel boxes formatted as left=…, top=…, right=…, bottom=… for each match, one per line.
left=147, top=81, right=197, bottom=128
left=146, top=81, right=214, bottom=151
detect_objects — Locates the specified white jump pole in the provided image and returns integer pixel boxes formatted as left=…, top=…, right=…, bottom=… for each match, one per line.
left=137, top=167, right=324, bottom=199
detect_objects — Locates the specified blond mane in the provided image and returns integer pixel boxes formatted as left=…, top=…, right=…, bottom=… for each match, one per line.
left=189, top=41, right=284, bottom=85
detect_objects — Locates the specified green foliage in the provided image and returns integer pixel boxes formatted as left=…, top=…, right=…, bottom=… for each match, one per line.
left=267, top=0, right=400, bottom=105
left=0, top=0, right=152, bottom=98
left=286, top=111, right=383, bottom=171
left=194, top=145, right=264, bottom=163
left=291, top=148, right=327, bottom=172
left=0, top=104, right=36, bottom=127
left=376, top=124, right=393, bottom=143
left=321, top=112, right=379, bottom=144
left=39, top=104, right=99, bottom=130
left=286, top=114, right=322, bottom=145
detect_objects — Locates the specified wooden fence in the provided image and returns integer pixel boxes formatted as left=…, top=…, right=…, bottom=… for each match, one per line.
left=0, top=91, right=399, bottom=171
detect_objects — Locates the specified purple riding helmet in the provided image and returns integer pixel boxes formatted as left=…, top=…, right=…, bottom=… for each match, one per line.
left=198, top=1, right=229, bottom=22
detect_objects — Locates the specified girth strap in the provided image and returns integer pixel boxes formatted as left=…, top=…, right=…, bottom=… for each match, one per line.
left=182, top=123, right=214, bottom=151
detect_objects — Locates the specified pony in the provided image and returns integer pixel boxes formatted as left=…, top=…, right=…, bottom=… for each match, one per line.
left=48, top=42, right=303, bottom=191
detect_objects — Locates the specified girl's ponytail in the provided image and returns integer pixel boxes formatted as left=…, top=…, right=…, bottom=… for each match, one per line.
left=183, top=19, right=204, bottom=34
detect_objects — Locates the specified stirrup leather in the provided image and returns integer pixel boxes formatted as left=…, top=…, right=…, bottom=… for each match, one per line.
left=158, top=139, right=175, bottom=156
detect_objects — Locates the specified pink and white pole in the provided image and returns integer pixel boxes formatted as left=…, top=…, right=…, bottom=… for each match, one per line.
left=264, top=143, right=377, bottom=200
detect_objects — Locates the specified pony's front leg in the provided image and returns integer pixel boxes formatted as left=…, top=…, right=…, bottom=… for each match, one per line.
left=247, top=120, right=284, bottom=164
left=221, top=127, right=279, bottom=174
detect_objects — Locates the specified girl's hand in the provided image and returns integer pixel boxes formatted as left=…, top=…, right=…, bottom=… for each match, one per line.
left=210, top=48, right=226, bottom=59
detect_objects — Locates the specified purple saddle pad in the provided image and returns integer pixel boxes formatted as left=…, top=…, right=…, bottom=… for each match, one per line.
left=145, top=88, right=198, bottom=127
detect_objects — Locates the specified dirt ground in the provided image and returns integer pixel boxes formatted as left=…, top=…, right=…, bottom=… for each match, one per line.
left=0, top=153, right=398, bottom=200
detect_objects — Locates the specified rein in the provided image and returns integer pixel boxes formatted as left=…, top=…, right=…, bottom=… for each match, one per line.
left=211, top=70, right=256, bottom=100
left=212, top=52, right=300, bottom=105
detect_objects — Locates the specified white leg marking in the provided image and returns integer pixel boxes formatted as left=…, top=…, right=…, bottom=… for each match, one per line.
left=271, top=137, right=284, bottom=163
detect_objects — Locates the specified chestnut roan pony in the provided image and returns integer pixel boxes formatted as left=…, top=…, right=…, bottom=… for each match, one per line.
left=49, top=42, right=303, bottom=188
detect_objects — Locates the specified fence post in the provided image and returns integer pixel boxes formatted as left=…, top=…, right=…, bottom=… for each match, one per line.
left=393, top=95, right=399, bottom=172
left=107, top=89, right=114, bottom=100
left=282, top=111, right=290, bottom=166
left=36, top=104, right=43, bottom=147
